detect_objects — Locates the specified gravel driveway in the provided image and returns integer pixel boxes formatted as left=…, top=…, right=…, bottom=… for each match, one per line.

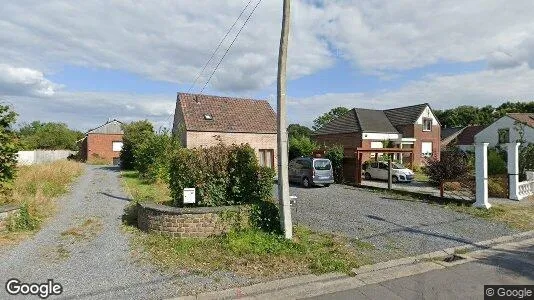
left=287, top=184, right=518, bottom=260
left=0, top=165, right=251, bottom=299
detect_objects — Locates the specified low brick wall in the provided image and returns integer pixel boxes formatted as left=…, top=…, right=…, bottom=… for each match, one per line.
left=137, top=202, right=249, bottom=238
left=0, top=204, right=20, bottom=231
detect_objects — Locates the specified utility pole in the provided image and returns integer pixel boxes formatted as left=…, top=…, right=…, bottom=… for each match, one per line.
left=277, top=0, right=293, bottom=239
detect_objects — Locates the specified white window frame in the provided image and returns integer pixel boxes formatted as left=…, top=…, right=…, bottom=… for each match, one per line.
left=112, top=141, right=123, bottom=152
left=421, top=142, right=433, bottom=157
left=423, top=118, right=433, bottom=132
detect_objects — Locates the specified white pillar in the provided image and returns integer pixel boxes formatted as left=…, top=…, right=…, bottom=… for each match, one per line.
left=474, top=143, right=491, bottom=209
left=507, top=142, right=520, bottom=200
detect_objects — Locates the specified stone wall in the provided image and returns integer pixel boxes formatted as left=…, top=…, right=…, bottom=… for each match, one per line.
left=137, top=202, right=249, bottom=238
left=0, top=204, right=20, bottom=231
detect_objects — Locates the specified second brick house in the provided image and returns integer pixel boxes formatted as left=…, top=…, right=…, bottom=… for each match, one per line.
left=79, top=119, right=124, bottom=165
left=313, top=103, right=441, bottom=166
left=172, top=93, right=278, bottom=169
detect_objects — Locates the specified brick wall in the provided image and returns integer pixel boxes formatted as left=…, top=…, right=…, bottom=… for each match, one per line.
left=412, top=124, right=441, bottom=166
left=137, top=202, right=250, bottom=238
left=186, top=131, right=278, bottom=168
left=86, top=133, right=123, bottom=164
left=0, top=204, right=20, bottom=231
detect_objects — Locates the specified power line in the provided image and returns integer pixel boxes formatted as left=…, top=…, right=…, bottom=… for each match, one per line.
left=199, top=0, right=263, bottom=94
left=186, top=0, right=254, bottom=94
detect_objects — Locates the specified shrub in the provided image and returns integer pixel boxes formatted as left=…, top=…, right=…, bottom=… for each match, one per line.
left=424, top=148, right=471, bottom=186
left=325, top=145, right=344, bottom=183
left=487, top=148, right=507, bottom=175
left=169, top=144, right=275, bottom=207
left=488, top=177, right=508, bottom=198
left=0, top=105, right=19, bottom=195
left=134, top=129, right=178, bottom=183
left=249, top=200, right=281, bottom=234
left=120, top=120, right=154, bottom=170
left=7, top=202, right=40, bottom=231
left=289, top=136, right=317, bottom=160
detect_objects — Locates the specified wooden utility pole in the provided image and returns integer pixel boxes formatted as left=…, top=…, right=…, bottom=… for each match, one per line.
left=277, top=0, right=293, bottom=239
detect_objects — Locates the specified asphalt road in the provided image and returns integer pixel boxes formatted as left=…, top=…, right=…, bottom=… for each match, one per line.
left=309, top=243, right=534, bottom=300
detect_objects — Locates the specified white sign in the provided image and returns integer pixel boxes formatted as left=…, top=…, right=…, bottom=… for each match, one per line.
left=183, top=188, right=196, bottom=204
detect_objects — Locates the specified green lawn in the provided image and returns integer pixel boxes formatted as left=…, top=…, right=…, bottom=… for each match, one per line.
left=121, top=171, right=172, bottom=205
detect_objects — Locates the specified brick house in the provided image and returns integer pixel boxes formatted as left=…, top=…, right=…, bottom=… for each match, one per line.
left=313, top=103, right=441, bottom=166
left=80, top=119, right=124, bottom=165
left=172, top=93, right=278, bottom=169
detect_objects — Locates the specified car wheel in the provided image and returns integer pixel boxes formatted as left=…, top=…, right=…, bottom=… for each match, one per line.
left=302, top=177, right=311, bottom=188
left=392, top=176, right=399, bottom=183
left=364, top=172, right=371, bottom=180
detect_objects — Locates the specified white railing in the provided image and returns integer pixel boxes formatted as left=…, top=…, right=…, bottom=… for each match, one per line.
left=517, top=180, right=534, bottom=200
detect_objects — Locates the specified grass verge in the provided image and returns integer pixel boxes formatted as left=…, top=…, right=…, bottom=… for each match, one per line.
left=121, top=170, right=171, bottom=204
left=126, top=225, right=374, bottom=279
left=444, top=197, right=534, bottom=231
left=0, top=160, right=84, bottom=243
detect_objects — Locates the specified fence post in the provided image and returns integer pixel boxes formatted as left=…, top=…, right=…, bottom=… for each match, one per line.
left=440, top=181, right=444, bottom=198
left=388, top=158, right=392, bottom=190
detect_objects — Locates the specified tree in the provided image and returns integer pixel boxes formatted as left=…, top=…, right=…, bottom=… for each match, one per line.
left=312, top=107, right=349, bottom=131
left=424, top=148, right=471, bottom=186
left=18, top=121, right=83, bottom=150
left=288, top=136, right=317, bottom=159
left=120, top=120, right=154, bottom=170
left=287, top=123, right=312, bottom=139
left=437, top=101, right=534, bottom=128
left=0, top=105, right=19, bottom=194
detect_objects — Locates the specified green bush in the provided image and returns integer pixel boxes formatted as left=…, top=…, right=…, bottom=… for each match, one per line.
left=0, top=105, right=19, bottom=195
left=250, top=200, right=280, bottom=234
left=487, top=148, right=507, bottom=175
left=289, top=136, right=317, bottom=160
left=120, top=120, right=154, bottom=170
left=8, top=202, right=40, bottom=232
left=134, top=129, right=178, bottom=183
left=169, top=144, right=274, bottom=207
left=326, top=145, right=344, bottom=183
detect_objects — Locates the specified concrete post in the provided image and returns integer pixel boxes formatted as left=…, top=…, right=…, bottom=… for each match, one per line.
left=507, top=142, right=521, bottom=201
left=474, top=143, right=491, bottom=209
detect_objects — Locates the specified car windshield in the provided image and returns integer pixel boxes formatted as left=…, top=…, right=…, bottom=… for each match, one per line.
left=313, top=159, right=331, bottom=170
left=392, top=163, right=406, bottom=169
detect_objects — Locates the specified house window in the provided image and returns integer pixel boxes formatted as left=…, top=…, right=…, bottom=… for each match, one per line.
left=423, top=118, right=433, bottom=131
left=112, top=141, right=123, bottom=152
left=259, top=149, right=274, bottom=168
left=498, top=128, right=510, bottom=144
left=421, top=142, right=433, bottom=157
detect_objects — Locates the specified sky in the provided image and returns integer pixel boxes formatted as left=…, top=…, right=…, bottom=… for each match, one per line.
left=1, top=0, right=534, bottom=131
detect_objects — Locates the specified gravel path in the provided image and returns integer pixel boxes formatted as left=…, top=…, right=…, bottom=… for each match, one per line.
left=0, top=165, right=251, bottom=299
left=287, top=184, right=519, bottom=260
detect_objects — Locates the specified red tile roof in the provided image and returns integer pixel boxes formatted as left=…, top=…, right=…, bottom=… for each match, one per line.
left=456, top=125, right=485, bottom=145
left=507, top=113, right=534, bottom=128
left=175, top=93, right=277, bottom=134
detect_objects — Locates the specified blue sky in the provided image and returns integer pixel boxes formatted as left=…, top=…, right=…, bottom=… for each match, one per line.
left=1, top=0, right=534, bottom=130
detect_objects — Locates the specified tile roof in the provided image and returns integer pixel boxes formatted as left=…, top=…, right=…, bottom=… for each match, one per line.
left=314, top=103, right=431, bottom=135
left=456, top=125, right=485, bottom=145
left=87, top=119, right=123, bottom=135
left=354, top=108, right=398, bottom=133
left=175, top=93, right=277, bottom=134
left=507, top=113, right=534, bottom=128
left=384, top=103, right=428, bottom=127
left=441, top=127, right=464, bottom=141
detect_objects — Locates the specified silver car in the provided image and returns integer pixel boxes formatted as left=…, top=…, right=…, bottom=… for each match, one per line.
left=288, top=157, right=334, bottom=188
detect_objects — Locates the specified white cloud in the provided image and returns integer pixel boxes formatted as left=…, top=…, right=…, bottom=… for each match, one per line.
left=0, top=1, right=333, bottom=92
left=321, top=0, right=534, bottom=72
left=0, top=64, right=59, bottom=97
left=289, top=65, right=534, bottom=126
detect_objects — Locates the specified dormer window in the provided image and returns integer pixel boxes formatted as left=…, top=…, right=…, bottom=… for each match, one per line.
left=203, top=113, right=213, bottom=120
left=423, top=118, right=432, bottom=131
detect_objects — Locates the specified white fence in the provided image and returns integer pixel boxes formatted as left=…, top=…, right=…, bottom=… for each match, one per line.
left=17, top=150, right=76, bottom=166
left=517, top=180, right=534, bottom=200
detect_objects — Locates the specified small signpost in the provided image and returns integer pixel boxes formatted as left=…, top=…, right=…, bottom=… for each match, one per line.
left=183, top=188, right=196, bottom=204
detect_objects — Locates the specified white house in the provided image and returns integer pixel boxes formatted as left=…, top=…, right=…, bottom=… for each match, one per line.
left=474, top=113, right=534, bottom=147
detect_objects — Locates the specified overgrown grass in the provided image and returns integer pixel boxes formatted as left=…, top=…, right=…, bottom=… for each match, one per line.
left=414, top=171, right=429, bottom=183
left=445, top=197, right=534, bottom=230
left=0, top=160, right=84, bottom=238
left=128, top=226, right=373, bottom=279
left=121, top=170, right=171, bottom=204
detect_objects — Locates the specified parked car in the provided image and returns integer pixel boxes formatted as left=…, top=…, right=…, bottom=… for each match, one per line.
left=363, top=161, right=414, bottom=183
left=288, top=157, right=334, bottom=188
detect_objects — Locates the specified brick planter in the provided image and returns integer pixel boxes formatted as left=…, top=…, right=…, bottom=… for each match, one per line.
left=0, top=204, right=20, bottom=231
left=137, top=202, right=250, bottom=238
